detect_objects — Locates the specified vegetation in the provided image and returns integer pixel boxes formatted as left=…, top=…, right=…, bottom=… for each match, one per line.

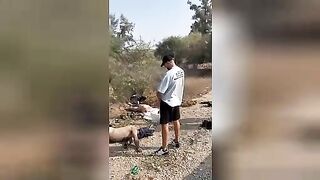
left=109, top=0, right=212, bottom=102
left=154, top=0, right=212, bottom=64
left=109, top=15, right=163, bottom=102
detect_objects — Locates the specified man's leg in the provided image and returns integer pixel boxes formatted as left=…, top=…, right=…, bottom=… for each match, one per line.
left=172, top=106, right=181, bottom=143
left=155, top=100, right=169, bottom=155
left=173, top=120, right=180, bottom=142
left=161, top=123, right=169, bottom=149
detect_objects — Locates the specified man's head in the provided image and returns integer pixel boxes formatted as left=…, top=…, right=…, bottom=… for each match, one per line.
left=161, top=54, right=175, bottom=70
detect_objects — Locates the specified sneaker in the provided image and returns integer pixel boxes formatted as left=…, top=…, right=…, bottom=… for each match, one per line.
left=154, top=147, right=169, bottom=156
left=170, top=140, right=180, bottom=148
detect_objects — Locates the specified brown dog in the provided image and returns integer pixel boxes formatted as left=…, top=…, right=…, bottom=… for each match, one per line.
left=109, top=125, right=142, bottom=152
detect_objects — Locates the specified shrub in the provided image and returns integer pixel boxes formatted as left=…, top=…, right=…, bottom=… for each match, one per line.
left=109, top=41, right=163, bottom=103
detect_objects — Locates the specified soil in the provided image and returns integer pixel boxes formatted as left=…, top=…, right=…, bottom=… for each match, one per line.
left=109, top=91, right=212, bottom=180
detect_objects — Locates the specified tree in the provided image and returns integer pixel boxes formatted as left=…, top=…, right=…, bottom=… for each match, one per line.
left=181, top=33, right=204, bottom=64
left=187, top=0, right=212, bottom=63
left=108, top=14, right=163, bottom=101
left=109, top=14, right=136, bottom=51
left=109, top=14, right=119, bottom=36
left=117, top=15, right=135, bottom=46
left=154, top=36, right=186, bottom=65
left=187, top=0, right=212, bottom=35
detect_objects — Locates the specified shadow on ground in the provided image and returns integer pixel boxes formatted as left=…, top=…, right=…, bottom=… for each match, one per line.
left=150, top=118, right=210, bottom=131
left=183, top=153, right=213, bottom=180
left=109, top=145, right=159, bottom=157
left=180, top=118, right=211, bottom=131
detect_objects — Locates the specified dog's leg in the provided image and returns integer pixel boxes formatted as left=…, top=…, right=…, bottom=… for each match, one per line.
left=123, top=137, right=133, bottom=149
left=128, top=137, right=133, bottom=145
left=132, top=128, right=142, bottom=152
left=123, top=141, right=128, bottom=149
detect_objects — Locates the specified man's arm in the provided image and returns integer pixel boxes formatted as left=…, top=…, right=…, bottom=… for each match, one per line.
left=156, top=91, right=162, bottom=108
left=156, top=91, right=162, bottom=100
left=157, top=74, right=169, bottom=107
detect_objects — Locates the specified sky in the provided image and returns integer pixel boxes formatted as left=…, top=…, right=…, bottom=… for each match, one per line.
left=109, top=0, right=196, bottom=46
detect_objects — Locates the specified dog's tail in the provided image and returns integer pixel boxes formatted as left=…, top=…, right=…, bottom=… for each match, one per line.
left=137, top=127, right=155, bottom=139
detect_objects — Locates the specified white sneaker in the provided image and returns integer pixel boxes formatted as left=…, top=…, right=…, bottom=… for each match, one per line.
left=154, top=147, right=169, bottom=156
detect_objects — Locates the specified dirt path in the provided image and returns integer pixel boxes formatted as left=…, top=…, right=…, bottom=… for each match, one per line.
left=109, top=91, right=212, bottom=180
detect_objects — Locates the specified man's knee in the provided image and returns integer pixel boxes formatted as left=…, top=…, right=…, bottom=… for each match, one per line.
left=161, top=123, right=169, bottom=128
left=173, top=120, right=180, bottom=125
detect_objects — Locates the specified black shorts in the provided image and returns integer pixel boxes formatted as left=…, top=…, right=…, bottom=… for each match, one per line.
left=160, top=100, right=180, bottom=124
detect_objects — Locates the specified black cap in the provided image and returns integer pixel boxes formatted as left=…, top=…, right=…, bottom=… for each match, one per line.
left=161, top=54, right=174, bottom=67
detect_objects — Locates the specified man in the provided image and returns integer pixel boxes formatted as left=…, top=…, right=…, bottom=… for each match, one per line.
left=154, top=54, right=185, bottom=156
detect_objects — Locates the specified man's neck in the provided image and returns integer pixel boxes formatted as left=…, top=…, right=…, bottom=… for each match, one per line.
left=167, top=63, right=177, bottom=70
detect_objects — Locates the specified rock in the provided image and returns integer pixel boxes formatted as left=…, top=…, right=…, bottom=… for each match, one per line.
left=155, top=166, right=161, bottom=172
left=185, top=150, right=195, bottom=154
left=120, top=114, right=128, bottom=119
left=181, top=99, right=197, bottom=107
left=189, top=138, right=195, bottom=145
left=147, top=175, right=155, bottom=180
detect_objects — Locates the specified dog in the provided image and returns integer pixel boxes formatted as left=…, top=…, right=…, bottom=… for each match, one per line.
left=109, top=125, right=141, bottom=152
left=109, top=125, right=155, bottom=152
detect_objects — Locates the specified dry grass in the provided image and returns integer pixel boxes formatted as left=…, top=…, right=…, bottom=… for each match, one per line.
left=184, top=77, right=212, bottom=100
left=109, top=76, right=212, bottom=119
left=143, top=76, right=212, bottom=106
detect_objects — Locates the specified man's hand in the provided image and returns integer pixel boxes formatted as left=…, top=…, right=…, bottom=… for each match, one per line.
left=156, top=100, right=160, bottom=108
left=156, top=91, right=161, bottom=100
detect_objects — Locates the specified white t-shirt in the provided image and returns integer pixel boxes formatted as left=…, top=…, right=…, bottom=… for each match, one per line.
left=157, top=65, right=185, bottom=107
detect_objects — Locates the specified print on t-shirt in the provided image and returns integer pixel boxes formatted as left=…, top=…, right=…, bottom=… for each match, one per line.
left=174, top=70, right=184, bottom=80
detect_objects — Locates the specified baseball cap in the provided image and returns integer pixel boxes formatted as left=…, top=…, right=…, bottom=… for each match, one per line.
left=161, top=54, right=174, bottom=67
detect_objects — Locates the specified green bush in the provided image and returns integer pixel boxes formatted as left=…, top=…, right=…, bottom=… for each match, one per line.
left=109, top=41, right=163, bottom=103
left=154, top=32, right=212, bottom=65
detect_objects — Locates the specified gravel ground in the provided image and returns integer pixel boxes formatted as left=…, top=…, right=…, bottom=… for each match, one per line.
left=109, top=91, right=212, bottom=180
